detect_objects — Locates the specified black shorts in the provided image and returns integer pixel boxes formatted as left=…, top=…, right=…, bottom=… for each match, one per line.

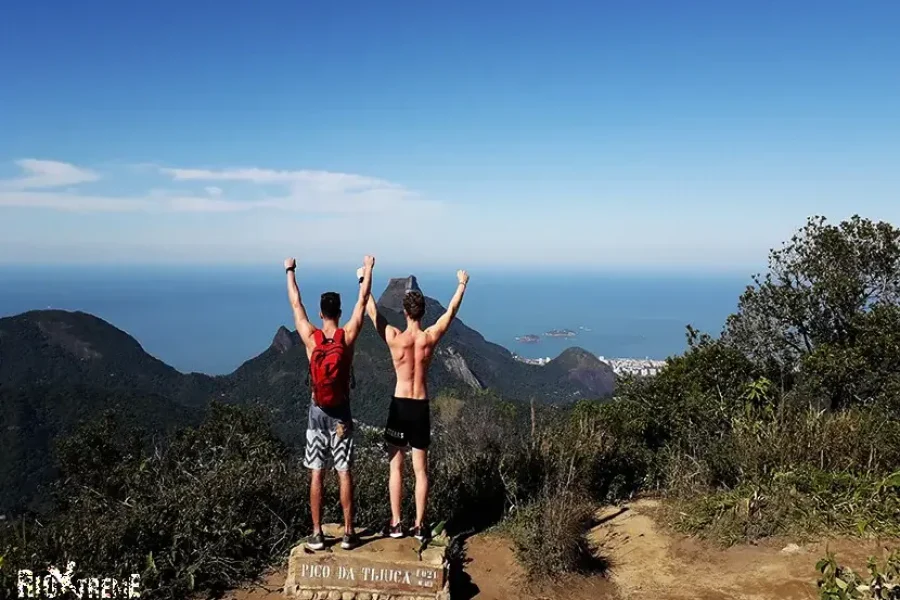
left=384, top=396, right=431, bottom=450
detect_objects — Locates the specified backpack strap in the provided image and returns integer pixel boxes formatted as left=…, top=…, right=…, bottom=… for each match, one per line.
left=332, top=329, right=355, bottom=388
left=307, top=328, right=324, bottom=387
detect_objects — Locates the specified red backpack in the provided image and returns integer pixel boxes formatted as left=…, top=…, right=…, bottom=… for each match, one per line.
left=308, top=328, right=353, bottom=408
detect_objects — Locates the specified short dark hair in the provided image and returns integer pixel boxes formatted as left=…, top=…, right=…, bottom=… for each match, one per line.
left=320, top=292, right=341, bottom=320
left=402, top=290, right=425, bottom=321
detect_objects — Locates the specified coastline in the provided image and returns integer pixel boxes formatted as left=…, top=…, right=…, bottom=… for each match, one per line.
left=512, top=352, right=666, bottom=376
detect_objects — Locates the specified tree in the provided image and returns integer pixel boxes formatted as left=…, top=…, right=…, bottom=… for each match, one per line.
left=724, top=215, right=900, bottom=368
left=799, top=303, right=900, bottom=410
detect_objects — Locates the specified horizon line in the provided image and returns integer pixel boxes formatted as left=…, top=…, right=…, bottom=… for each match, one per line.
left=0, top=261, right=762, bottom=278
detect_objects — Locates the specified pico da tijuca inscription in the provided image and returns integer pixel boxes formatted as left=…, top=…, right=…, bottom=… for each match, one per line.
left=296, top=561, right=440, bottom=591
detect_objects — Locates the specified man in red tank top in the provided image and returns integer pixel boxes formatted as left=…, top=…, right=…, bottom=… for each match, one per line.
left=285, top=255, right=374, bottom=551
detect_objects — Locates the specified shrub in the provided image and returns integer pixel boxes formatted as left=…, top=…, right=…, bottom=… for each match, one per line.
left=1, top=403, right=309, bottom=599
left=0, top=393, right=587, bottom=593
left=508, top=489, right=598, bottom=580
left=817, top=548, right=900, bottom=599
left=670, top=469, right=900, bottom=545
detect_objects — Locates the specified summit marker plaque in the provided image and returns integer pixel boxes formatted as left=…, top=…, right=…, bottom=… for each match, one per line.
left=284, top=525, right=450, bottom=600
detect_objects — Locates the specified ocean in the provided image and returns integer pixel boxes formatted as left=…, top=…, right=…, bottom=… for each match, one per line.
left=0, top=266, right=748, bottom=375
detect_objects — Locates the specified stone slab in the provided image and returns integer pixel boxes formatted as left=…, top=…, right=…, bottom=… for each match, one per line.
left=284, top=525, right=449, bottom=600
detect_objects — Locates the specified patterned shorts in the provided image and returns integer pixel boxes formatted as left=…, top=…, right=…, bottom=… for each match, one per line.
left=304, top=402, right=354, bottom=471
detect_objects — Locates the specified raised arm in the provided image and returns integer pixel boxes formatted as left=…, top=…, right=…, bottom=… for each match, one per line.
left=342, top=255, right=375, bottom=344
left=366, top=289, right=400, bottom=343
left=284, top=258, right=316, bottom=349
left=426, top=270, right=469, bottom=341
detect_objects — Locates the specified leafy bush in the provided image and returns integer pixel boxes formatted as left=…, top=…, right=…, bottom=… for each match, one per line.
left=670, top=469, right=900, bottom=545
left=617, top=366, right=900, bottom=544
left=508, top=489, right=598, bottom=581
left=603, top=216, right=900, bottom=542
left=0, top=392, right=613, bottom=593
left=1, top=403, right=309, bottom=599
left=817, top=549, right=900, bottom=599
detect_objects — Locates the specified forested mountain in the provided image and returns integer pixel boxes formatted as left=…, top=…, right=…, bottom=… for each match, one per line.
left=0, top=276, right=615, bottom=512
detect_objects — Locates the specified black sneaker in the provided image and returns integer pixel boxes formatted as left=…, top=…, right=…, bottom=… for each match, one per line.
left=305, top=531, right=325, bottom=551
left=387, top=522, right=404, bottom=539
left=413, top=525, right=430, bottom=542
left=341, top=532, right=359, bottom=550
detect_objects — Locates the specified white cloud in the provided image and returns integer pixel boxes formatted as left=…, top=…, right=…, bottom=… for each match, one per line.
left=161, top=166, right=403, bottom=193
left=0, top=159, right=100, bottom=190
left=0, top=191, right=169, bottom=212
left=159, top=165, right=425, bottom=213
left=0, top=159, right=440, bottom=216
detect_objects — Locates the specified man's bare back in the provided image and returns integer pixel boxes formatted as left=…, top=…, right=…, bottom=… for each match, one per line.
left=386, top=326, right=437, bottom=400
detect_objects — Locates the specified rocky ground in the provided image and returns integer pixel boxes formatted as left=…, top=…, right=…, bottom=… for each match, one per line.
left=222, top=499, right=899, bottom=600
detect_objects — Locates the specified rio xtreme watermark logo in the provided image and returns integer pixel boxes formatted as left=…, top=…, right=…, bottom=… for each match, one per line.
left=14, top=562, right=141, bottom=598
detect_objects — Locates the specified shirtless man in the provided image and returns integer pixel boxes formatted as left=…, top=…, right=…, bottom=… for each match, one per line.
left=286, top=255, right=375, bottom=551
left=365, top=270, right=469, bottom=540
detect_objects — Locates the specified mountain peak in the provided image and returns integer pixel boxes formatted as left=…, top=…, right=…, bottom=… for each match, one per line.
left=4, top=309, right=143, bottom=362
left=271, top=325, right=300, bottom=353
left=550, top=347, right=604, bottom=369
left=546, top=347, right=615, bottom=394
left=377, top=275, right=422, bottom=313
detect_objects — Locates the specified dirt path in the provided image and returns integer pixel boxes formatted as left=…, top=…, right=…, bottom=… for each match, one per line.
left=223, top=500, right=899, bottom=600
left=219, top=569, right=285, bottom=600
left=592, top=498, right=897, bottom=600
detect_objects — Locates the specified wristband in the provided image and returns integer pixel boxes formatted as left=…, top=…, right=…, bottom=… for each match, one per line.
left=286, top=266, right=295, bottom=273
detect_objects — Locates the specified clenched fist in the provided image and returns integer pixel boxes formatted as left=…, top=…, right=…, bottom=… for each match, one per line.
left=284, top=258, right=296, bottom=271
left=364, top=255, right=375, bottom=268
left=457, top=270, right=469, bottom=285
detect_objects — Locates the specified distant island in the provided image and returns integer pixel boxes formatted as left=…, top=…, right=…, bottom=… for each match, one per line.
left=544, top=329, right=577, bottom=338
left=515, top=334, right=541, bottom=344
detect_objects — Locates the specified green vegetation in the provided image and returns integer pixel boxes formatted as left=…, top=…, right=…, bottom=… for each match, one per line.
left=507, top=490, right=598, bottom=580
left=0, top=393, right=593, bottom=598
left=1, top=404, right=308, bottom=598
left=503, top=214, right=900, bottom=575
left=2, top=214, right=899, bottom=596
left=0, top=383, right=201, bottom=513
left=817, top=549, right=900, bottom=599
left=647, top=215, right=900, bottom=543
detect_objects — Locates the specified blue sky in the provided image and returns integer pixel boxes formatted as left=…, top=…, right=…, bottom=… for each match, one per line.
left=1, top=0, right=898, bottom=271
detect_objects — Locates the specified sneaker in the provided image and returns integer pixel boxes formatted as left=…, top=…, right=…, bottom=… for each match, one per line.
left=305, top=531, right=325, bottom=551
left=341, top=532, right=359, bottom=550
left=387, top=522, right=404, bottom=539
left=413, top=525, right=430, bottom=542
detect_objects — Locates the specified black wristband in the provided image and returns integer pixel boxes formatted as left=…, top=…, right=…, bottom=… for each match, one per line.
left=286, top=266, right=295, bottom=273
